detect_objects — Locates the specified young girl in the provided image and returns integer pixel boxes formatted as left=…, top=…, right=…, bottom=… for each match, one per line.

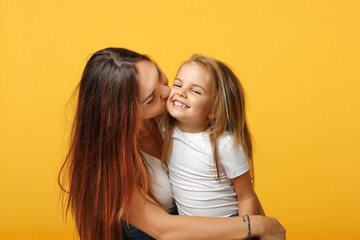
left=162, top=54, right=262, bottom=218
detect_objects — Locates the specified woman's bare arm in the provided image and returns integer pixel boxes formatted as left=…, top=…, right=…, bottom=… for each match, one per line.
left=126, top=189, right=285, bottom=240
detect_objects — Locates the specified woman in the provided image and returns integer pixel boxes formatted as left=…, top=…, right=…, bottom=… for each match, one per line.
left=59, top=47, right=286, bottom=240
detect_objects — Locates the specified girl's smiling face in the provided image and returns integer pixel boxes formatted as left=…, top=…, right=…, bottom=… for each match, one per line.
left=167, top=62, right=214, bottom=133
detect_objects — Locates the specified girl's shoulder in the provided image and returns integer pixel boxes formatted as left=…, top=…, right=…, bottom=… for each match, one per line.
left=217, top=132, right=233, bottom=150
left=217, top=133, right=246, bottom=157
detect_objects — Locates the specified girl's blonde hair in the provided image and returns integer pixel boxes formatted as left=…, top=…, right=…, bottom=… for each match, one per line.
left=161, top=54, right=254, bottom=182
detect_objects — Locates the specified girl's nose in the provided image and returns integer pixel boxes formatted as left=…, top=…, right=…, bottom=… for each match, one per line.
left=176, top=89, right=186, bottom=98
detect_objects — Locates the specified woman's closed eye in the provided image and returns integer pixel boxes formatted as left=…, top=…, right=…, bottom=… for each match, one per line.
left=146, top=97, right=155, bottom=104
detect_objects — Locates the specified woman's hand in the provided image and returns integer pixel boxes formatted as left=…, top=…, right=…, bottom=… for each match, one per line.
left=251, top=215, right=286, bottom=240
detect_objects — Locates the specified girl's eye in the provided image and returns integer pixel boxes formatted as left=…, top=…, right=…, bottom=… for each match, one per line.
left=192, top=90, right=201, bottom=95
left=173, top=84, right=181, bottom=88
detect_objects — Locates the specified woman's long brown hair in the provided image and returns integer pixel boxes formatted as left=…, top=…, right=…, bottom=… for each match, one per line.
left=58, top=48, right=153, bottom=240
left=162, top=55, right=254, bottom=182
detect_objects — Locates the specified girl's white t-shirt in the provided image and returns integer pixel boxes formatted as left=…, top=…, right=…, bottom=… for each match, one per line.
left=167, top=127, right=249, bottom=217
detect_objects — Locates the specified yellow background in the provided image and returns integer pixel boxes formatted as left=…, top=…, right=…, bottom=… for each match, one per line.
left=1, top=0, right=359, bottom=239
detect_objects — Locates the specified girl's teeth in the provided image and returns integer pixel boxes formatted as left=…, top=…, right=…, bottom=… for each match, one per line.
left=174, top=101, right=187, bottom=108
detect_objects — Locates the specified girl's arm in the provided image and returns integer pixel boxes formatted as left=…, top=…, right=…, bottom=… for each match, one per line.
left=126, top=188, right=286, bottom=240
left=231, top=171, right=259, bottom=216
left=220, top=138, right=262, bottom=216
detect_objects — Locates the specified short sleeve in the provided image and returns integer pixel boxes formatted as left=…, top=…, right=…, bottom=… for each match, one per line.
left=219, top=137, right=249, bottom=179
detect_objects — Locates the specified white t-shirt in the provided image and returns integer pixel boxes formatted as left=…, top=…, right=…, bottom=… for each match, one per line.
left=142, top=151, right=176, bottom=212
left=168, top=127, right=249, bottom=217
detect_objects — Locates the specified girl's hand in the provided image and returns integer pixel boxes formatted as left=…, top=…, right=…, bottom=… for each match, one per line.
left=252, top=216, right=286, bottom=240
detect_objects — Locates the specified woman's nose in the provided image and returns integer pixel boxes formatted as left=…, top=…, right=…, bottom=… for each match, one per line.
left=162, top=73, right=169, bottom=86
left=159, top=72, right=170, bottom=99
left=160, top=84, right=170, bottom=99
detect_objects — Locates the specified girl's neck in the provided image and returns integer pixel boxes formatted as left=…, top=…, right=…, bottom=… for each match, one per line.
left=176, top=120, right=209, bottom=133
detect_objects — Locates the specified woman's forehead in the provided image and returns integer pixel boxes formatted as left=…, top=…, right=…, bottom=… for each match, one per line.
left=136, top=60, right=158, bottom=101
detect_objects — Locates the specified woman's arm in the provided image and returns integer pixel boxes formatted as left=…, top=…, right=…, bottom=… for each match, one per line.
left=126, top=189, right=285, bottom=240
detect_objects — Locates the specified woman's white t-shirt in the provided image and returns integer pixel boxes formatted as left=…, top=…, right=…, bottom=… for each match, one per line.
left=142, top=151, right=176, bottom=212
